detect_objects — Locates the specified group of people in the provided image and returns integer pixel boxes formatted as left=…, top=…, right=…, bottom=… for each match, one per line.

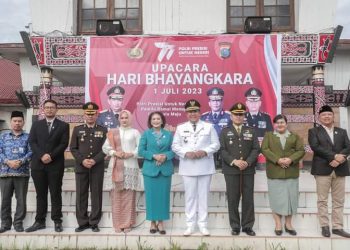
left=0, top=94, right=350, bottom=239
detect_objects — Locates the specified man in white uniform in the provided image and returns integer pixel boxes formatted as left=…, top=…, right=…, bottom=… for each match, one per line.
left=172, top=99, right=220, bottom=236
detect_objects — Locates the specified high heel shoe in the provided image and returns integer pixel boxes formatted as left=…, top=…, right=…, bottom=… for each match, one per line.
left=156, top=223, right=166, bottom=235
left=150, top=223, right=157, bottom=234
left=274, top=229, right=283, bottom=236
left=284, top=225, right=297, bottom=236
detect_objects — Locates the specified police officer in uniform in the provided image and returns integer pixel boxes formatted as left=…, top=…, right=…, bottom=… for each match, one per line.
left=244, top=87, right=273, bottom=138
left=201, top=87, right=232, bottom=168
left=220, top=102, right=260, bottom=236
left=201, top=87, right=232, bottom=135
left=97, top=86, right=125, bottom=129
left=70, top=102, right=107, bottom=233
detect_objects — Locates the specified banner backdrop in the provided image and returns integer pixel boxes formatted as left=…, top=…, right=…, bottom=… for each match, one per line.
left=86, top=35, right=281, bottom=131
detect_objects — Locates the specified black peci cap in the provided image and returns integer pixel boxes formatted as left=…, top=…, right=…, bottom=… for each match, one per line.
left=11, top=111, right=24, bottom=119
left=319, top=105, right=333, bottom=114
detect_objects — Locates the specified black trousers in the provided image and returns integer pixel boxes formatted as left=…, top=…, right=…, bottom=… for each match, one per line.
left=31, top=168, right=64, bottom=223
left=224, top=174, right=255, bottom=230
left=75, top=169, right=104, bottom=226
left=0, top=177, right=29, bottom=227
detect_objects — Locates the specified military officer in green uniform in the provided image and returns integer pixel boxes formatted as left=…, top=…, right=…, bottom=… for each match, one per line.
left=244, top=87, right=273, bottom=138
left=97, top=86, right=125, bottom=129
left=70, top=102, right=107, bottom=233
left=220, top=102, right=260, bottom=236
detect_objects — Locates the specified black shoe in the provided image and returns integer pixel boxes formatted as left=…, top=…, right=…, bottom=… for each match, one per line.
left=321, top=226, right=331, bottom=237
left=231, top=228, right=240, bottom=235
left=332, top=229, right=350, bottom=238
left=274, top=229, right=283, bottom=236
left=284, top=225, right=297, bottom=236
left=25, top=222, right=46, bottom=232
left=91, top=225, right=100, bottom=232
left=14, top=224, right=24, bottom=232
left=242, top=228, right=256, bottom=236
left=54, top=222, right=63, bottom=232
left=75, top=224, right=90, bottom=232
left=0, top=226, right=11, bottom=233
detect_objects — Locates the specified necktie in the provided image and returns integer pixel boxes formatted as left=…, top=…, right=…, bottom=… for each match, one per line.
left=193, top=123, right=196, bottom=132
left=115, top=113, right=119, bottom=120
left=237, top=126, right=241, bottom=135
left=213, top=113, right=218, bottom=120
left=47, top=122, right=52, bottom=133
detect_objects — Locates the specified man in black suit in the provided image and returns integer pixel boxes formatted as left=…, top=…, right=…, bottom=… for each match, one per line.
left=220, top=102, right=260, bottom=236
left=70, top=102, right=107, bottom=233
left=308, top=105, right=350, bottom=238
left=26, top=100, right=69, bottom=232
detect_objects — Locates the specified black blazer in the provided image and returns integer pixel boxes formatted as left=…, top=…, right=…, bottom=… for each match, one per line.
left=220, top=125, right=260, bottom=175
left=29, top=118, right=70, bottom=171
left=308, top=125, right=350, bottom=176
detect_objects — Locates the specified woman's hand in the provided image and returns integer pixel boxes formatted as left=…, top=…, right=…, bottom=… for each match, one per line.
left=277, top=158, right=292, bottom=168
left=153, top=154, right=167, bottom=166
left=123, top=152, right=134, bottom=159
left=114, top=151, right=125, bottom=159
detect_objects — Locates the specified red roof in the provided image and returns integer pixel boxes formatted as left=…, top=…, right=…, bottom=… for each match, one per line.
left=0, top=58, right=22, bottom=104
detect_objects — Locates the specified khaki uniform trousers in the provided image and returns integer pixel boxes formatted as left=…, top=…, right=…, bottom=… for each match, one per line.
left=315, top=171, right=346, bottom=229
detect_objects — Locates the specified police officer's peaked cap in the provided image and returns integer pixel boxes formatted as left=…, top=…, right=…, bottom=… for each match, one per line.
left=207, top=87, right=224, bottom=100
left=107, top=86, right=125, bottom=97
left=230, top=102, right=246, bottom=114
left=319, top=105, right=333, bottom=114
left=245, top=87, right=262, bottom=101
left=11, top=111, right=24, bottom=119
left=185, top=99, right=201, bottom=112
left=83, top=102, right=99, bottom=115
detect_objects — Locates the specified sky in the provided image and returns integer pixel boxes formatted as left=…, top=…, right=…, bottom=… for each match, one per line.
left=0, top=0, right=349, bottom=43
left=0, top=0, right=31, bottom=43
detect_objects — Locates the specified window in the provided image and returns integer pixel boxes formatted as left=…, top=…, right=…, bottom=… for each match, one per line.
left=227, top=0, right=294, bottom=33
left=78, top=0, right=142, bottom=34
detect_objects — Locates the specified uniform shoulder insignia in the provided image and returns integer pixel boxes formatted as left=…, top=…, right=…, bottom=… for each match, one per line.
left=100, top=109, right=108, bottom=113
left=201, top=111, right=209, bottom=115
left=224, top=111, right=231, bottom=115
left=76, top=124, right=84, bottom=127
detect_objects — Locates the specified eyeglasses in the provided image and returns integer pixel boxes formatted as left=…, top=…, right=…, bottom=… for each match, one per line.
left=44, top=106, right=56, bottom=110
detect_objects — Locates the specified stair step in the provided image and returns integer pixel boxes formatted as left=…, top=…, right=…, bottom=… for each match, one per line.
left=1, top=227, right=349, bottom=250
left=19, top=207, right=350, bottom=230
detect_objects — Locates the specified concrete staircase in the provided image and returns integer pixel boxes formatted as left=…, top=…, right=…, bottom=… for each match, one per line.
left=1, top=171, right=350, bottom=249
